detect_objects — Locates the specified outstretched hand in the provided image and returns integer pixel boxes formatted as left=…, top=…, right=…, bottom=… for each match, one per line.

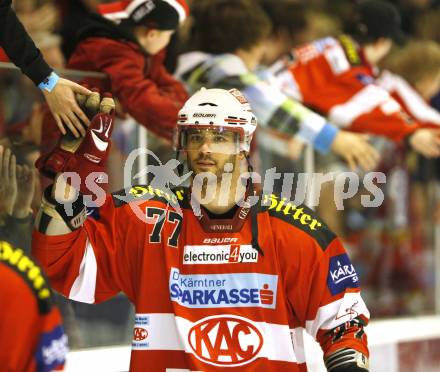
left=331, top=131, right=380, bottom=171
left=42, top=78, right=92, bottom=138
left=409, top=129, right=440, bottom=158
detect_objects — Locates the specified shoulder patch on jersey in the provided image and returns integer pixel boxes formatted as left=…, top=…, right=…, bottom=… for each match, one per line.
left=0, top=241, right=53, bottom=314
left=338, top=35, right=361, bottom=66
left=111, top=184, right=188, bottom=208
left=262, top=194, right=336, bottom=250
left=327, top=253, right=360, bottom=295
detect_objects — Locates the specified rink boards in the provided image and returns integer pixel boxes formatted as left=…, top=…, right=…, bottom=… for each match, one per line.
left=65, top=315, right=440, bottom=371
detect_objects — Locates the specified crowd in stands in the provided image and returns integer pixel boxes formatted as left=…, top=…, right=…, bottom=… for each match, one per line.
left=1, top=0, right=440, bottom=349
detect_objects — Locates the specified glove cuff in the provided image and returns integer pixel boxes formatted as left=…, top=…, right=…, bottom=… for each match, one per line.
left=325, top=348, right=369, bottom=372
left=37, top=186, right=87, bottom=232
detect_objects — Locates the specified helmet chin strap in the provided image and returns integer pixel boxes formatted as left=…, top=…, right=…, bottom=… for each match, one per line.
left=245, top=154, right=264, bottom=256
left=175, top=150, right=185, bottom=178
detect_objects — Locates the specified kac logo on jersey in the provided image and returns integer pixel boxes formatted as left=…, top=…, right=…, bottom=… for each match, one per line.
left=188, top=315, right=263, bottom=367
left=132, top=314, right=150, bottom=349
left=183, top=244, right=258, bottom=265
left=327, top=254, right=360, bottom=295
left=169, top=268, right=277, bottom=309
left=133, top=327, right=148, bottom=341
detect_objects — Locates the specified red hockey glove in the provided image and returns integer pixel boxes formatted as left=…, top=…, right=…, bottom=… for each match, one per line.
left=36, top=91, right=115, bottom=194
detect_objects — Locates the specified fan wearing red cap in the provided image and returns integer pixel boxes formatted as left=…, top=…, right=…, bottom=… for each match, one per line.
left=40, top=0, right=189, bottom=149
left=99, top=0, right=189, bottom=55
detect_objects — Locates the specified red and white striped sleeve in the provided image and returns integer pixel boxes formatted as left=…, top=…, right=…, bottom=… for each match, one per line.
left=377, top=70, right=440, bottom=126
left=276, top=217, right=369, bottom=359
left=327, top=81, right=419, bottom=141
left=280, top=38, right=421, bottom=142
left=303, top=238, right=369, bottom=358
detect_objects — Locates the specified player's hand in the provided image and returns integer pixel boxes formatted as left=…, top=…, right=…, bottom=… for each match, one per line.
left=408, top=129, right=440, bottom=158
left=36, top=91, right=116, bottom=194
left=0, top=146, right=17, bottom=215
left=42, top=78, right=92, bottom=138
left=331, top=131, right=380, bottom=171
left=13, top=164, right=36, bottom=218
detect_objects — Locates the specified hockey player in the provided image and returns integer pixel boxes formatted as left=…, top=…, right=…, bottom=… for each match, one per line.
left=0, top=240, right=67, bottom=371
left=262, top=0, right=440, bottom=158
left=33, top=88, right=370, bottom=371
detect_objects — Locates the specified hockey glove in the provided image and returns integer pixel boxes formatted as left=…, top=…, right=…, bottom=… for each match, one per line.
left=36, top=90, right=115, bottom=194
left=324, top=348, right=369, bottom=372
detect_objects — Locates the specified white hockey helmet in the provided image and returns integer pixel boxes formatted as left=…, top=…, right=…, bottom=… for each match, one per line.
left=175, top=87, right=257, bottom=152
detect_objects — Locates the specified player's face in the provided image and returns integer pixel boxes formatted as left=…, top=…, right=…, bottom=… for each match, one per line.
left=185, top=128, right=241, bottom=178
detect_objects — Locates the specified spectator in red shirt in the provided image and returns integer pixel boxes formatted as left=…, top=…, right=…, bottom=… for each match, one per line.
left=43, top=0, right=189, bottom=144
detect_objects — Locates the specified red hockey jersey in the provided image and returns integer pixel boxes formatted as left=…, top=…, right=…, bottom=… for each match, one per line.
left=0, top=241, right=67, bottom=372
left=32, top=186, right=369, bottom=371
left=272, top=35, right=422, bottom=142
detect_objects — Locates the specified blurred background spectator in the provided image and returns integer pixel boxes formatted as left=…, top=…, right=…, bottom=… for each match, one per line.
left=0, top=144, right=35, bottom=253
left=177, top=0, right=378, bottom=177
left=381, top=40, right=440, bottom=101
left=14, top=0, right=59, bottom=34
left=57, top=0, right=100, bottom=59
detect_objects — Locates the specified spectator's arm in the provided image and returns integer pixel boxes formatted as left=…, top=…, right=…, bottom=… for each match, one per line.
left=219, top=73, right=338, bottom=153
left=0, top=0, right=52, bottom=85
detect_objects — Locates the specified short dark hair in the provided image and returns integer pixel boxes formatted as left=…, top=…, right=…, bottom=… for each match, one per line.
left=191, top=0, right=272, bottom=54
left=258, top=0, right=307, bottom=39
left=344, top=0, right=406, bottom=45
